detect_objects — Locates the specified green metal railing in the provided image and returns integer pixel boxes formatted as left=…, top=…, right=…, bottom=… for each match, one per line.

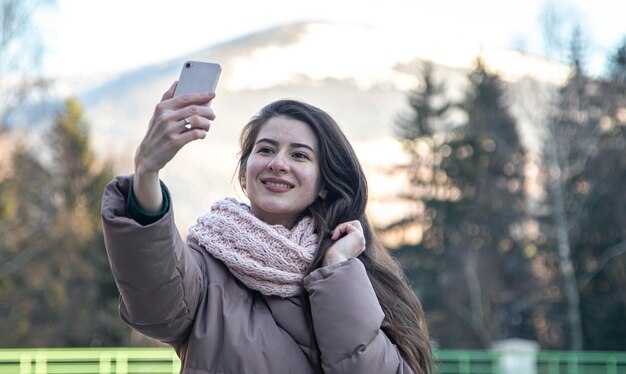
left=0, top=348, right=179, bottom=374
left=0, top=348, right=625, bottom=373
left=536, top=351, right=626, bottom=374
left=436, top=350, right=626, bottom=374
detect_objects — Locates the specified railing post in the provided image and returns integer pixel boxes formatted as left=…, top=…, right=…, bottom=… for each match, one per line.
left=567, top=353, right=578, bottom=374
left=34, top=352, right=46, bottom=374
left=19, top=353, right=31, bottom=374
left=608, top=354, right=617, bottom=374
left=99, top=352, right=112, bottom=374
left=459, top=351, right=471, bottom=374
left=492, top=339, right=540, bottom=374
left=550, top=357, right=561, bottom=374
left=115, top=351, right=128, bottom=374
left=492, top=351, right=502, bottom=374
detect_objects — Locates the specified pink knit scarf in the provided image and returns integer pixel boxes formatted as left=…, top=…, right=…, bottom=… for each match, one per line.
left=187, top=197, right=319, bottom=298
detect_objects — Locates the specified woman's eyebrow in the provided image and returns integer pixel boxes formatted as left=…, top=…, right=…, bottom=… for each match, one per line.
left=256, top=138, right=316, bottom=153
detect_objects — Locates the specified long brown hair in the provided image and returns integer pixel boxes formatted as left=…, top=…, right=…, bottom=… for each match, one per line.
left=237, top=100, right=434, bottom=374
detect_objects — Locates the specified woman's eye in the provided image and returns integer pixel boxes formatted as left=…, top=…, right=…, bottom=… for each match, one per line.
left=292, top=152, right=310, bottom=160
left=257, top=147, right=274, bottom=154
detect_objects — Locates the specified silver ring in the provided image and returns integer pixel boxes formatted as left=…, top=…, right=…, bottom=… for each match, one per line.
left=183, top=118, right=192, bottom=129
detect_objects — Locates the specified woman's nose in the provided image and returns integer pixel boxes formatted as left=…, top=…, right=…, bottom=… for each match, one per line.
left=267, top=154, right=288, bottom=172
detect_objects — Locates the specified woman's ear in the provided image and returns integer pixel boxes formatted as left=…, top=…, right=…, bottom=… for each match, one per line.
left=318, top=187, right=328, bottom=200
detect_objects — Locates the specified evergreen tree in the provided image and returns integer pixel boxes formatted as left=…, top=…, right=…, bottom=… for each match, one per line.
left=439, top=58, right=531, bottom=347
left=393, top=59, right=533, bottom=348
left=0, top=141, right=56, bottom=343
left=396, top=62, right=452, bottom=141
left=390, top=62, right=457, bottom=344
left=0, top=98, right=127, bottom=346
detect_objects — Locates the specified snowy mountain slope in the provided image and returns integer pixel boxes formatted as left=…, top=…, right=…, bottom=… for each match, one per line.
left=39, top=21, right=570, bottom=232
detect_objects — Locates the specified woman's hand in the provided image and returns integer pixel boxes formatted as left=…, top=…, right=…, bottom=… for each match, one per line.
left=135, top=82, right=216, bottom=175
left=133, top=82, right=216, bottom=213
left=323, top=220, right=366, bottom=267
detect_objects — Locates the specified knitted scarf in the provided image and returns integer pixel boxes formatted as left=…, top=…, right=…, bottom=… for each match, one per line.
left=187, top=197, right=319, bottom=298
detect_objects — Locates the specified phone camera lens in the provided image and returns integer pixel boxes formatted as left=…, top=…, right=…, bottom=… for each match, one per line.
left=185, top=62, right=192, bottom=68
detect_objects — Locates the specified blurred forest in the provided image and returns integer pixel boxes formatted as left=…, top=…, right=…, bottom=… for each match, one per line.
left=389, top=32, right=626, bottom=350
left=1, top=0, right=625, bottom=351
left=0, top=0, right=130, bottom=346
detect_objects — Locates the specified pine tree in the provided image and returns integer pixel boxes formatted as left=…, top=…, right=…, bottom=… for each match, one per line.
left=47, top=98, right=125, bottom=346
left=393, top=58, right=533, bottom=348
left=389, top=62, right=457, bottom=343
left=0, top=98, right=126, bottom=346
left=441, top=58, right=531, bottom=347
left=0, top=140, right=57, bottom=343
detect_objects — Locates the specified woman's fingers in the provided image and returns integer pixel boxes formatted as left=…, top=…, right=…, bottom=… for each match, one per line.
left=331, top=220, right=363, bottom=240
left=323, top=220, right=366, bottom=266
left=331, top=221, right=365, bottom=253
left=134, top=87, right=217, bottom=174
left=176, top=126, right=209, bottom=144
left=175, top=106, right=216, bottom=131
left=169, top=91, right=216, bottom=110
left=162, top=92, right=217, bottom=132
left=161, top=81, right=178, bottom=101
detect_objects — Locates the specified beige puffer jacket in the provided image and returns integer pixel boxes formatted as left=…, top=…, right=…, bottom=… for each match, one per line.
left=101, top=175, right=413, bottom=374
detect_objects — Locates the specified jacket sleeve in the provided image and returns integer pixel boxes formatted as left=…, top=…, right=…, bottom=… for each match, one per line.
left=304, top=258, right=413, bottom=374
left=101, top=175, right=205, bottom=346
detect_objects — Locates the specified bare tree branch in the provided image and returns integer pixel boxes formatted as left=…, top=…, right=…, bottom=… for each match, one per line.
left=0, top=235, right=54, bottom=279
left=578, top=240, right=626, bottom=290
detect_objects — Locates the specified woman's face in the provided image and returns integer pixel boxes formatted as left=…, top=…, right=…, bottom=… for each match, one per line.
left=244, top=116, right=324, bottom=228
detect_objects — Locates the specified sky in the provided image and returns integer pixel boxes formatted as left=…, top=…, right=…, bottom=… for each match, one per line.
left=34, top=0, right=625, bottom=78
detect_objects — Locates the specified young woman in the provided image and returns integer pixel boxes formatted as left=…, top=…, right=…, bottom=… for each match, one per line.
left=102, top=82, right=434, bottom=373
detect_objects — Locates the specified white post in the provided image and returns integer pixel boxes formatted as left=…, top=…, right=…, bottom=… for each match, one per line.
left=492, top=338, right=540, bottom=374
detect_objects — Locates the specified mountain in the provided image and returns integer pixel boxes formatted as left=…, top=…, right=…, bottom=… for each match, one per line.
left=25, top=21, right=572, bottom=234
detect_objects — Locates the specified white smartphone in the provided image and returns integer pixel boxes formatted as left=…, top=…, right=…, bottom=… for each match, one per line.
left=173, top=60, right=221, bottom=102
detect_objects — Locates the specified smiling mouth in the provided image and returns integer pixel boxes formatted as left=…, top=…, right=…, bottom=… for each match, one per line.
left=263, top=181, right=293, bottom=189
